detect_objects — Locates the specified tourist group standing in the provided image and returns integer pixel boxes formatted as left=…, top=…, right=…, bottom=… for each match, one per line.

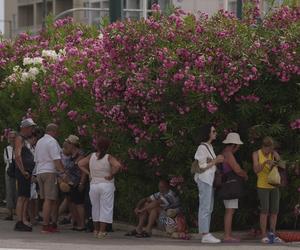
left=3, top=119, right=285, bottom=243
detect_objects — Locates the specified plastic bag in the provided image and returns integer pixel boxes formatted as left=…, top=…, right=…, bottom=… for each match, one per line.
left=268, top=166, right=281, bottom=186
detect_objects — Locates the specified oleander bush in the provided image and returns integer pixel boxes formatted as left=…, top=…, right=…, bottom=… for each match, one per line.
left=0, top=2, right=300, bottom=230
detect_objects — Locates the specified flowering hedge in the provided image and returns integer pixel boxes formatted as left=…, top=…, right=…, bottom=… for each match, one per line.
left=0, top=3, right=300, bottom=230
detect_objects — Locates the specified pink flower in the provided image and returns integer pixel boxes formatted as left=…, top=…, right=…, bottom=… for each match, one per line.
left=67, top=110, right=78, bottom=121
left=159, top=123, right=167, bottom=132
left=291, top=119, right=300, bottom=130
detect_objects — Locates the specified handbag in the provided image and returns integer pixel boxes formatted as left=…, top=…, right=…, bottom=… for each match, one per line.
left=218, top=171, right=245, bottom=200
left=213, top=164, right=223, bottom=188
left=268, top=166, right=281, bottom=186
left=5, top=147, right=16, bottom=178
left=191, top=160, right=211, bottom=174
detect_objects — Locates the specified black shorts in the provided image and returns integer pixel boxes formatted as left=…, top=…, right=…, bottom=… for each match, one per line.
left=15, top=168, right=31, bottom=198
left=70, top=185, right=85, bottom=205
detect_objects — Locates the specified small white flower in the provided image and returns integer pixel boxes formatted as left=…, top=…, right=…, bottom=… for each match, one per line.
left=28, top=67, right=39, bottom=77
left=13, top=65, right=21, bottom=72
left=6, top=73, right=17, bottom=83
left=98, top=33, right=104, bottom=40
left=58, top=48, right=66, bottom=57
left=23, top=57, right=33, bottom=66
left=32, top=57, right=43, bottom=65
left=42, top=50, right=58, bottom=60
left=21, top=72, right=30, bottom=82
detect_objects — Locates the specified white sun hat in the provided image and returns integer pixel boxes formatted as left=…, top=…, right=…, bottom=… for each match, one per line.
left=222, top=132, right=243, bottom=145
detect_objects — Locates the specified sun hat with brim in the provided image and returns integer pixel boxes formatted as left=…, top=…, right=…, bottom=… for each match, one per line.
left=222, top=132, right=243, bottom=145
left=65, top=135, right=80, bottom=146
left=20, top=118, right=36, bottom=128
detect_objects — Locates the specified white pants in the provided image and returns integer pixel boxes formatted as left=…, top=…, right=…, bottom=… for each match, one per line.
left=89, top=182, right=115, bottom=223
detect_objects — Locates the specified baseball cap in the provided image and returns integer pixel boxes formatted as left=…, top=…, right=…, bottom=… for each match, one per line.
left=20, top=118, right=36, bottom=128
left=65, top=135, right=80, bottom=146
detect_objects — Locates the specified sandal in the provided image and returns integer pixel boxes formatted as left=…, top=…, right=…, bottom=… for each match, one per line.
left=125, top=229, right=138, bottom=236
left=97, top=232, right=107, bottom=239
left=135, top=231, right=151, bottom=238
left=223, top=238, right=241, bottom=243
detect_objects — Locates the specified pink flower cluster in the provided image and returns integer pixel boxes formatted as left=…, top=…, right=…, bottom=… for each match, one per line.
left=169, top=176, right=184, bottom=187
left=290, top=119, right=300, bottom=130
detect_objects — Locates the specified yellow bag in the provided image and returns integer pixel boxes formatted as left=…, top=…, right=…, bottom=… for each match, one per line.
left=268, top=166, right=281, bottom=186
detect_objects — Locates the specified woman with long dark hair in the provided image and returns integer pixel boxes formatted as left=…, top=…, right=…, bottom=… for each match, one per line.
left=194, top=124, right=224, bottom=243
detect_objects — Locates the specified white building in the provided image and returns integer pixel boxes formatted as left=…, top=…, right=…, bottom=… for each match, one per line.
left=0, top=0, right=291, bottom=38
left=0, top=0, right=4, bottom=36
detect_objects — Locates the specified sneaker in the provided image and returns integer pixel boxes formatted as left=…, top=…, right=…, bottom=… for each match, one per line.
left=49, top=223, right=60, bottom=233
left=274, top=236, right=284, bottom=243
left=14, top=221, right=32, bottom=232
left=201, top=233, right=221, bottom=243
left=41, top=225, right=54, bottom=233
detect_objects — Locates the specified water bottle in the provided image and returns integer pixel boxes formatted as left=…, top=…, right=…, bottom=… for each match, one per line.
left=268, top=231, right=275, bottom=244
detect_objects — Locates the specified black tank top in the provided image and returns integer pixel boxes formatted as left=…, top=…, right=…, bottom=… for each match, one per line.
left=20, top=135, right=35, bottom=174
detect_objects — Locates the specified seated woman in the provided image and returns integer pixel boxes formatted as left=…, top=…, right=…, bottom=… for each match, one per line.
left=126, top=179, right=182, bottom=238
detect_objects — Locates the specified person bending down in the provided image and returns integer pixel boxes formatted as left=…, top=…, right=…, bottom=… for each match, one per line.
left=127, top=179, right=180, bottom=238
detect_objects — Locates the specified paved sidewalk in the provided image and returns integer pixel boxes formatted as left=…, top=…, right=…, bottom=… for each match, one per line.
left=0, top=207, right=299, bottom=250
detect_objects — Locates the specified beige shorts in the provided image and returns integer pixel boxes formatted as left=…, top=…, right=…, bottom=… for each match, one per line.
left=37, top=173, right=58, bottom=200
left=223, top=199, right=239, bottom=209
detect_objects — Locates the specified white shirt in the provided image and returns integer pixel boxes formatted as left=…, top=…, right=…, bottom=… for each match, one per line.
left=3, top=145, right=13, bottom=171
left=34, top=134, right=61, bottom=174
left=194, top=143, right=217, bottom=186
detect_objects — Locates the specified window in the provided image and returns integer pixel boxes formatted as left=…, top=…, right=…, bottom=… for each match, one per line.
left=228, top=0, right=237, bottom=15
left=123, top=0, right=171, bottom=19
left=18, top=4, right=34, bottom=27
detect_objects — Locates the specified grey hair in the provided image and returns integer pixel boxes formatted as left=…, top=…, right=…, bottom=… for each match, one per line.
left=46, top=123, right=58, bottom=133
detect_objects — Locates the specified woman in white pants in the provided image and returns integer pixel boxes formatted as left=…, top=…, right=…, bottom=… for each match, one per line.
left=78, top=136, right=121, bottom=238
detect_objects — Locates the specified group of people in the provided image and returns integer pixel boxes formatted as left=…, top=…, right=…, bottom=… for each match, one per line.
left=3, top=119, right=284, bottom=243
left=4, top=118, right=122, bottom=238
left=194, top=124, right=282, bottom=244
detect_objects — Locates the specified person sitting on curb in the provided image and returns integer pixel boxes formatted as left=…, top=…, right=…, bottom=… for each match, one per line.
left=125, top=179, right=181, bottom=238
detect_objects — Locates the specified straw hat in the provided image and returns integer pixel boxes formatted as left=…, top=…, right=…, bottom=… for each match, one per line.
left=222, top=132, right=243, bottom=145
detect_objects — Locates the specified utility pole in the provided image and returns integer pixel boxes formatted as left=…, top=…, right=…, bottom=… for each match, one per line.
left=237, top=0, right=243, bottom=19
left=109, top=0, right=122, bottom=23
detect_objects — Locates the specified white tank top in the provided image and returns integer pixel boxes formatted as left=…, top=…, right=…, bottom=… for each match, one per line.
left=89, top=153, right=113, bottom=184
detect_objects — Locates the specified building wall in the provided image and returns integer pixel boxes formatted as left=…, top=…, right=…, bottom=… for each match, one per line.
left=173, top=0, right=221, bottom=16
left=0, top=0, right=4, bottom=35
left=2, top=0, right=295, bottom=38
